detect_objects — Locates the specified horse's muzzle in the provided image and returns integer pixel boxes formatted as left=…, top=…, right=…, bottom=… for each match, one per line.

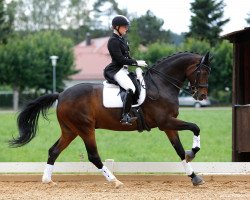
left=198, top=93, right=207, bottom=101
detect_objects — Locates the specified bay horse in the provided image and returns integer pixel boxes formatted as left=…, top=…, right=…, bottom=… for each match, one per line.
left=10, top=52, right=211, bottom=188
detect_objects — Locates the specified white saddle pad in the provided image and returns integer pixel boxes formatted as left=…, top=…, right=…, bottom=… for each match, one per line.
left=103, top=68, right=146, bottom=108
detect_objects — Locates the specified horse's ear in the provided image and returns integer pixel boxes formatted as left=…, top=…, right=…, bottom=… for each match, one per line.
left=202, top=51, right=210, bottom=65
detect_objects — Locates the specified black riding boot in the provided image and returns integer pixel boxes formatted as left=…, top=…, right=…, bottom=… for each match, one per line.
left=120, top=89, right=137, bottom=125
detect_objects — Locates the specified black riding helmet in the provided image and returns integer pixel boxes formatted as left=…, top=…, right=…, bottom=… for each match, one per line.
left=112, top=15, right=130, bottom=28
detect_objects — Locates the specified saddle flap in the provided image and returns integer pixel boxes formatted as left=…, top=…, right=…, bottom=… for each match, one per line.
left=103, top=68, right=146, bottom=108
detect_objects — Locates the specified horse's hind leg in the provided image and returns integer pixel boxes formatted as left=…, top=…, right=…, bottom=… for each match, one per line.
left=79, top=129, right=123, bottom=188
left=165, top=130, right=204, bottom=186
left=42, top=127, right=77, bottom=184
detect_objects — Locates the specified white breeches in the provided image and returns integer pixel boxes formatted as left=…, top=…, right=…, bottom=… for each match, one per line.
left=114, top=68, right=135, bottom=93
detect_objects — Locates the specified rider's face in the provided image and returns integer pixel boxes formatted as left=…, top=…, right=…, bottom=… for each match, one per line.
left=119, top=25, right=129, bottom=35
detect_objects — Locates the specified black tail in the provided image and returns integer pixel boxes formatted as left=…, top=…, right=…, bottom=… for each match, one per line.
left=9, top=93, right=59, bottom=147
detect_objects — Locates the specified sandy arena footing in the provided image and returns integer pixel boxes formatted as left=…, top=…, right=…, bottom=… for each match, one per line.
left=0, top=174, right=249, bottom=200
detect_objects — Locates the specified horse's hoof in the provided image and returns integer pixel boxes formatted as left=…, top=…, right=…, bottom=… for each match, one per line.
left=42, top=180, right=57, bottom=186
left=48, top=181, right=57, bottom=186
left=111, top=179, right=124, bottom=189
left=185, top=150, right=195, bottom=162
left=192, top=175, right=205, bottom=186
left=42, top=176, right=57, bottom=186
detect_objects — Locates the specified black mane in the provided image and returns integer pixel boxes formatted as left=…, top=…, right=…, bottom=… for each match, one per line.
left=150, top=52, right=201, bottom=68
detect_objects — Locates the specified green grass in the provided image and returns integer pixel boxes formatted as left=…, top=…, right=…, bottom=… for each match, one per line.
left=0, top=108, right=232, bottom=162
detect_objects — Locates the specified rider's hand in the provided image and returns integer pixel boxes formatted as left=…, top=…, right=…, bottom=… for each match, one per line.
left=136, top=60, right=148, bottom=67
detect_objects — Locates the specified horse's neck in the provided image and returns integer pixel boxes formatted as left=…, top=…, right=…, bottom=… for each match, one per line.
left=155, top=62, right=187, bottom=86
left=150, top=56, right=198, bottom=99
left=158, top=55, right=199, bottom=81
left=145, top=54, right=200, bottom=104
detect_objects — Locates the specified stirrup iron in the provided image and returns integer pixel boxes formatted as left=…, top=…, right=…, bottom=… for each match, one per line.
left=120, top=113, right=137, bottom=125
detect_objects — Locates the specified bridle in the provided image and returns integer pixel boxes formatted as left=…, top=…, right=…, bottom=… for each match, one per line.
left=186, top=61, right=211, bottom=97
left=143, top=57, right=211, bottom=100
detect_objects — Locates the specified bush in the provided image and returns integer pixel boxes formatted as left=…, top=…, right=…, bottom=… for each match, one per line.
left=139, top=42, right=178, bottom=65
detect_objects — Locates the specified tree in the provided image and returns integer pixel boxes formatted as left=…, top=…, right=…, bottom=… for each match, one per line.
left=0, top=31, right=76, bottom=110
left=14, top=0, right=66, bottom=31
left=138, top=42, right=177, bottom=65
left=187, top=0, right=229, bottom=45
left=0, top=0, right=16, bottom=44
left=13, top=0, right=105, bottom=44
left=131, top=10, right=171, bottom=46
left=180, top=38, right=211, bottom=54
left=246, top=12, right=250, bottom=25
left=0, top=0, right=7, bottom=44
left=93, top=0, right=125, bottom=14
left=127, top=20, right=141, bottom=56
left=59, top=0, right=112, bottom=44
left=62, top=0, right=92, bottom=43
left=209, top=40, right=233, bottom=102
left=67, top=0, right=91, bottom=29
left=93, top=0, right=127, bottom=29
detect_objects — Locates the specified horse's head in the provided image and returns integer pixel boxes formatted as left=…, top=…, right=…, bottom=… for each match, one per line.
left=186, top=52, right=211, bottom=100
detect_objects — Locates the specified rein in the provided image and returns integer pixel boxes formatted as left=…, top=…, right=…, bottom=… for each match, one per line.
left=143, top=59, right=211, bottom=100
left=143, top=67, right=187, bottom=100
left=143, top=67, right=191, bottom=100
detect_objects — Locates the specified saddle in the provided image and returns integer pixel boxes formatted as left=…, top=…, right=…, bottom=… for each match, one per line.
left=103, top=67, right=146, bottom=108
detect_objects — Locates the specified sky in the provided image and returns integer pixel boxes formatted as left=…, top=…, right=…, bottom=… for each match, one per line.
left=115, top=0, right=250, bottom=35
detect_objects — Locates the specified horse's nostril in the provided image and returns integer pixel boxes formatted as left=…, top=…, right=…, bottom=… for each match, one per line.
left=199, top=94, right=206, bottom=100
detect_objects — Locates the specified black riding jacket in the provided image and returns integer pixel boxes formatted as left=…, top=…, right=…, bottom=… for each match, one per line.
left=104, top=33, right=137, bottom=84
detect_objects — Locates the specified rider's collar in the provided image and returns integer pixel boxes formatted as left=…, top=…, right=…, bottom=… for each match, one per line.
left=113, top=30, right=122, bottom=37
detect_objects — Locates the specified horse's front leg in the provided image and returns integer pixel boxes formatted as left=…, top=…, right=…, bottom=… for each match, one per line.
left=165, top=130, right=204, bottom=186
left=159, top=117, right=201, bottom=162
left=80, top=129, right=123, bottom=189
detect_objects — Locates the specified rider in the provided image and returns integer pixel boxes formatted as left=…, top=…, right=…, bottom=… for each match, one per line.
left=104, top=15, right=147, bottom=126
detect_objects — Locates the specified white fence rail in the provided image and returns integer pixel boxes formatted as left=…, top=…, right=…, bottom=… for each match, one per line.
left=0, top=162, right=250, bottom=174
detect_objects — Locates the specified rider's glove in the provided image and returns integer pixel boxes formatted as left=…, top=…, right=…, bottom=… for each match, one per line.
left=136, top=60, right=148, bottom=67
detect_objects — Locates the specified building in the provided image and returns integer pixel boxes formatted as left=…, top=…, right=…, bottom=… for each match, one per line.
left=222, top=27, right=250, bottom=161
left=64, top=36, right=110, bottom=88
